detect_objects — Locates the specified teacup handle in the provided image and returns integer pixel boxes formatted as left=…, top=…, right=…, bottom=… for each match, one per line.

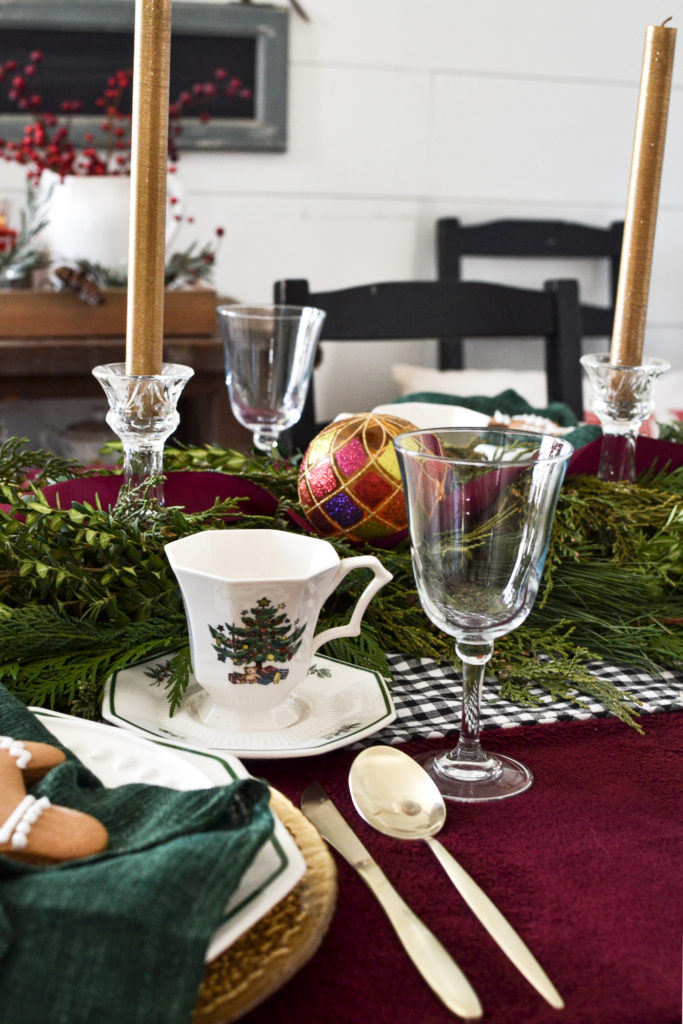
left=311, top=556, right=393, bottom=653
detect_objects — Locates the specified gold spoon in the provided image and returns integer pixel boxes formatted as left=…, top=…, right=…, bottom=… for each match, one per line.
left=349, top=745, right=564, bottom=1011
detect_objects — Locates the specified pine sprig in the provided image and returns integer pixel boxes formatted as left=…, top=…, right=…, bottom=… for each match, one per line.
left=657, top=419, right=683, bottom=445
left=493, top=621, right=645, bottom=728
left=0, top=480, right=272, bottom=623
left=0, top=185, right=51, bottom=285
left=0, top=438, right=680, bottom=724
left=162, top=442, right=303, bottom=502
left=0, top=606, right=189, bottom=716
left=0, top=436, right=102, bottom=487
left=140, top=645, right=192, bottom=717
left=318, top=618, right=394, bottom=679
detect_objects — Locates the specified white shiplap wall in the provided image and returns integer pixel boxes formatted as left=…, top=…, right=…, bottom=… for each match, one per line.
left=1, top=0, right=682, bottom=434
left=182, top=0, right=683, bottom=418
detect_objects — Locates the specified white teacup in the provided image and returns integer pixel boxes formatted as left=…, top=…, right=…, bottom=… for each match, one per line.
left=165, top=529, right=392, bottom=731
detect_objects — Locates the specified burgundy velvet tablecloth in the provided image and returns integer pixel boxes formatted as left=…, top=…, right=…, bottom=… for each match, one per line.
left=243, top=713, right=682, bottom=1024
left=15, top=450, right=681, bottom=1021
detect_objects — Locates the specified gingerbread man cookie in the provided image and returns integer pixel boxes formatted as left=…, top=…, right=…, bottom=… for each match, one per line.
left=0, top=736, right=109, bottom=865
left=0, top=736, right=66, bottom=785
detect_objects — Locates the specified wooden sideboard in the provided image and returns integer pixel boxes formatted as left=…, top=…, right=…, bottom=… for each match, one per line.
left=0, top=333, right=251, bottom=450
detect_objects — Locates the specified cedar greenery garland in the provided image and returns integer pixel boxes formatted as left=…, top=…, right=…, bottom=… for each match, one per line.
left=0, top=437, right=680, bottom=728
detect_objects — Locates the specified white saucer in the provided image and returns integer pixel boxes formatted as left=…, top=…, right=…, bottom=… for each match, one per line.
left=102, top=651, right=396, bottom=758
left=31, top=709, right=305, bottom=962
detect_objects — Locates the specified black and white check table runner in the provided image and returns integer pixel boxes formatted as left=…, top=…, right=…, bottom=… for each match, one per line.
left=374, top=653, right=683, bottom=745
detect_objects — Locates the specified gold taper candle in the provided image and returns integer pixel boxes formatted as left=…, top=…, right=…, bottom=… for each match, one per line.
left=610, top=19, right=676, bottom=367
left=125, top=0, right=173, bottom=375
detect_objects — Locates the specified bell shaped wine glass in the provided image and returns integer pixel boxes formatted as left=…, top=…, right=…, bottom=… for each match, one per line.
left=217, top=304, right=326, bottom=453
left=394, top=428, right=573, bottom=802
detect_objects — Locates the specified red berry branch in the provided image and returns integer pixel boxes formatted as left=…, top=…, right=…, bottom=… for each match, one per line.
left=0, top=51, right=252, bottom=183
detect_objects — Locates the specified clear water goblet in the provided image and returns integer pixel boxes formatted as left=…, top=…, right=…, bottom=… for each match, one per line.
left=394, top=428, right=573, bottom=802
left=216, top=304, right=326, bottom=453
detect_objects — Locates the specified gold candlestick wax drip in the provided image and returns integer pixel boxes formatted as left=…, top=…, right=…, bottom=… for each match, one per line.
left=126, top=0, right=173, bottom=377
left=610, top=19, right=676, bottom=368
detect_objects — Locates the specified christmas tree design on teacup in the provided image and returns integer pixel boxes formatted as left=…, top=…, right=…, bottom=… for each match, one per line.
left=209, top=597, right=306, bottom=686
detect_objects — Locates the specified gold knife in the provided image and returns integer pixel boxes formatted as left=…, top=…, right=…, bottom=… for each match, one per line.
left=301, top=782, right=483, bottom=1021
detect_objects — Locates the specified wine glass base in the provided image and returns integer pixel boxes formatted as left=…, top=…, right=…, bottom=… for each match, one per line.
left=418, top=749, right=533, bottom=803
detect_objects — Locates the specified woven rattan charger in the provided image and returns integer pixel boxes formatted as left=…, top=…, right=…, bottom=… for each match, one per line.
left=193, top=789, right=337, bottom=1023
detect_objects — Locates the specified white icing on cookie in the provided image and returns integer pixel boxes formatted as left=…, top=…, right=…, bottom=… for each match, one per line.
left=0, top=736, right=33, bottom=770
left=0, top=795, right=51, bottom=849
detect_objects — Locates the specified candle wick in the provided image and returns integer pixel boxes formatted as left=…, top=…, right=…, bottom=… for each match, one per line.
left=660, top=16, right=673, bottom=27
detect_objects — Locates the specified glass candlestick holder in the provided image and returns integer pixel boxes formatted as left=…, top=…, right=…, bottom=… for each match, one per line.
left=580, top=353, right=670, bottom=483
left=92, top=362, right=194, bottom=504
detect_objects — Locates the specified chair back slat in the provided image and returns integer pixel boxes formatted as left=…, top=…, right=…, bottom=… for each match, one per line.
left=436, top=217, right=622, bottom=369
left=274, top=277, right=585, bottom=452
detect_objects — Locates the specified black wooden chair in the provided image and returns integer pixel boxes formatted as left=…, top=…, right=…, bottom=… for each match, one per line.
left=436, top=217, right=623, bottom=369
left=274, top=277, right=585, bottom=452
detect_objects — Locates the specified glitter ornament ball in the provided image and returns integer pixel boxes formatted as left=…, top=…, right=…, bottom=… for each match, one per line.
left=298, top=413, right=418, bottom=543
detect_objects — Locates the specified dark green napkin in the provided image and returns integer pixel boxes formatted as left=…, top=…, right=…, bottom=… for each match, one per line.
left=395, top=388, right=601, bottom=450
left=0, top=685, right=274, bottom=1024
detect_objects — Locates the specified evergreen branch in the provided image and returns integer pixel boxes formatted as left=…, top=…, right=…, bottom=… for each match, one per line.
left=141, top=645, right=192, bottom=717
left=0, top=437, right=680, bottom=725
left=163, top=443, right=303, bottom=501
left=493, top=623, right=645, bottom=730
left=319, top=618, right=394, bottom=679
left=657, top=420, right=683, bottom=445
left=0, top=436, right=101, bottom=487
left=0, top=606, right=188, bottom=716
left=0, top=184, right=51, bottom=284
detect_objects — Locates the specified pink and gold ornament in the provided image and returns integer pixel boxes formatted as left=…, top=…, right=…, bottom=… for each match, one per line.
left=297, top=413, right=418, bottom=543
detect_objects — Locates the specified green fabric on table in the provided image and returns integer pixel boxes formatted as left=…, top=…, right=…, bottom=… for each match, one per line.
left=0, top=685, right=274, bottom=1024
left=396, top=388, right=601, bottom=450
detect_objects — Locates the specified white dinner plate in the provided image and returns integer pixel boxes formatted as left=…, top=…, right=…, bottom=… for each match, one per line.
left=102, top=651, right=396, bottom=758
left=32, top=709, right=306, bottom=962
left=372, top=401, right=491, bottom=429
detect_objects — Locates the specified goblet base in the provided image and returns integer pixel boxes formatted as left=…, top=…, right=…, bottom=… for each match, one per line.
left=418, top=749, right=533, bottom=803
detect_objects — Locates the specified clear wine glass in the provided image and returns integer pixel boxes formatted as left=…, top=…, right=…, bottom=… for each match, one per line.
left=394, top=428, right=573, bottom=802
left=216, top=304, right=326, bottom=453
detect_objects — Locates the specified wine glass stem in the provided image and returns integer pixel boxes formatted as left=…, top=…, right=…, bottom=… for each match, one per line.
left=253, top=428, right=280, bottom=454
left=454, top=639, right=494, bottom=761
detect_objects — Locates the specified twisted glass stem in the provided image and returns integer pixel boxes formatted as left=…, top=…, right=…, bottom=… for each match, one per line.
left=431, top=639, right=506, bottom=786
left=454, top=639, right=492, bottom=761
